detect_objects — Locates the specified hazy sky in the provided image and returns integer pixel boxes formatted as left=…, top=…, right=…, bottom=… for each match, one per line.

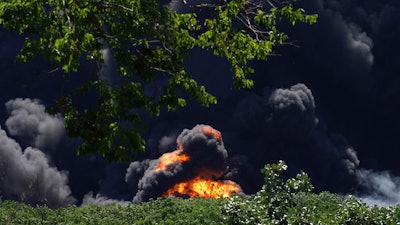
left=1, top=0, right=400, bottom=207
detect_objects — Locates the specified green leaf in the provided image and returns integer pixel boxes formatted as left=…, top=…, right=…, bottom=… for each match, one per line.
left=0, top=0, right=317, bottom=162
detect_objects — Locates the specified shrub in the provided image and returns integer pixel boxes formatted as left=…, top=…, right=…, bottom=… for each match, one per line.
left=223, top=160, right=313, bottom=224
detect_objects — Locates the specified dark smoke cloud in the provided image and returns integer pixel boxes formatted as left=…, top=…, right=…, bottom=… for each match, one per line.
left=230, top=84, right=360, bottom=192
left=5, top=98, right=65, bottom=151
left=127, top=124, right=230, bottom=203
left=0, top=98, right=109, bottom=206
left=0, top=126, right=75, bottom=208
left=0, top=98, right=77, bottom=208
left=301, top=7, right=374, bottom=90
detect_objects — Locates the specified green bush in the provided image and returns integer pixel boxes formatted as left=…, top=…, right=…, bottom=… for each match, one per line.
left=223, top=161, right=400, bottom=225
left=223, top=160, right=314, bottom=224
left=126, top=197, right=225, bottom=225
left=287, top=191, right=343, bottom=224
left=0, top=197, right=225, bottom=225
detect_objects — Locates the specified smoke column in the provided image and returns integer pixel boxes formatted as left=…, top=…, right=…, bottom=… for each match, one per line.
left=0, top=126, right=75, bottom=208
left=229, top=84, right=360, bottom=192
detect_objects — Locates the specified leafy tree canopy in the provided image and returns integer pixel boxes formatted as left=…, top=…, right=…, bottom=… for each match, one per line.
left=0, top=0, right=317, bottom=162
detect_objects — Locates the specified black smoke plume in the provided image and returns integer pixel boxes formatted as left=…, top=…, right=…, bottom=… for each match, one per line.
left=0, top=126, right=75, bottom=208
left=5, top=98, right=65, bottom=151
left=127, top=124, right=232, bottom=203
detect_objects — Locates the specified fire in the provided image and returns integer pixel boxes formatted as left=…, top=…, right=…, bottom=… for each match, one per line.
left=163, top=176, right=241, bottom=198
left=155, top=150, right=190, bottom=171
left=202, top=125, right=222, bottom=142
left=152, top=125, right=240, bottom=200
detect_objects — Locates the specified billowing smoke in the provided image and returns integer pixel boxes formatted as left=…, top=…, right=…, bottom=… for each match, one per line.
left=0, top=98, right=76, bottom=208
left=355, top=169, right=400, bottom=207
left=81, top=192, right=130, bottom=206
left=5, top=98, right=65, bottom=151
left=127, top=124, right=239, bottom=203
left=0, top=98, right=106, bottom=207
left=0, top=126, right=75, bottom=208
left=230, top=84, right=360, bottom=192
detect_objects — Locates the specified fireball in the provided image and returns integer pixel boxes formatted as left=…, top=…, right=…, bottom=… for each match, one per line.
left=163, top=176, right=241, bottom=198
left=155, top=150, right=189, bottom=172
left=147, top=124, right=241, bottom=200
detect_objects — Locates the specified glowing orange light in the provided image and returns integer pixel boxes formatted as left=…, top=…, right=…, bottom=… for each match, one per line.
left=163, top=176, right=241, bottom=198
left=202, top=125, right=222, bottom=142
left=155, top=150, right=190, bottom=171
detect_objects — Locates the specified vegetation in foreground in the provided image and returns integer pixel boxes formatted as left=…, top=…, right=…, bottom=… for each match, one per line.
left=1, top=161, right=400, bottom=224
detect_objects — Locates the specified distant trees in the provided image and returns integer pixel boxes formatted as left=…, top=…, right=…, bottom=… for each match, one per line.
left=0, top=0, right=316, bottom=161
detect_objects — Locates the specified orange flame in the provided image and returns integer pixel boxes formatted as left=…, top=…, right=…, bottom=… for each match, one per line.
left=154, top=125, right=239, bottom=199
left=155, top=150, right=190, bottom=171
left=163, top=176, right=241, bottom=198
left=202, top=125, right=222, bottom=142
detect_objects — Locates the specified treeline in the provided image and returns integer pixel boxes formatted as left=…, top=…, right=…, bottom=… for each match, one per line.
left=1, top=161, right=400, bottom=224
